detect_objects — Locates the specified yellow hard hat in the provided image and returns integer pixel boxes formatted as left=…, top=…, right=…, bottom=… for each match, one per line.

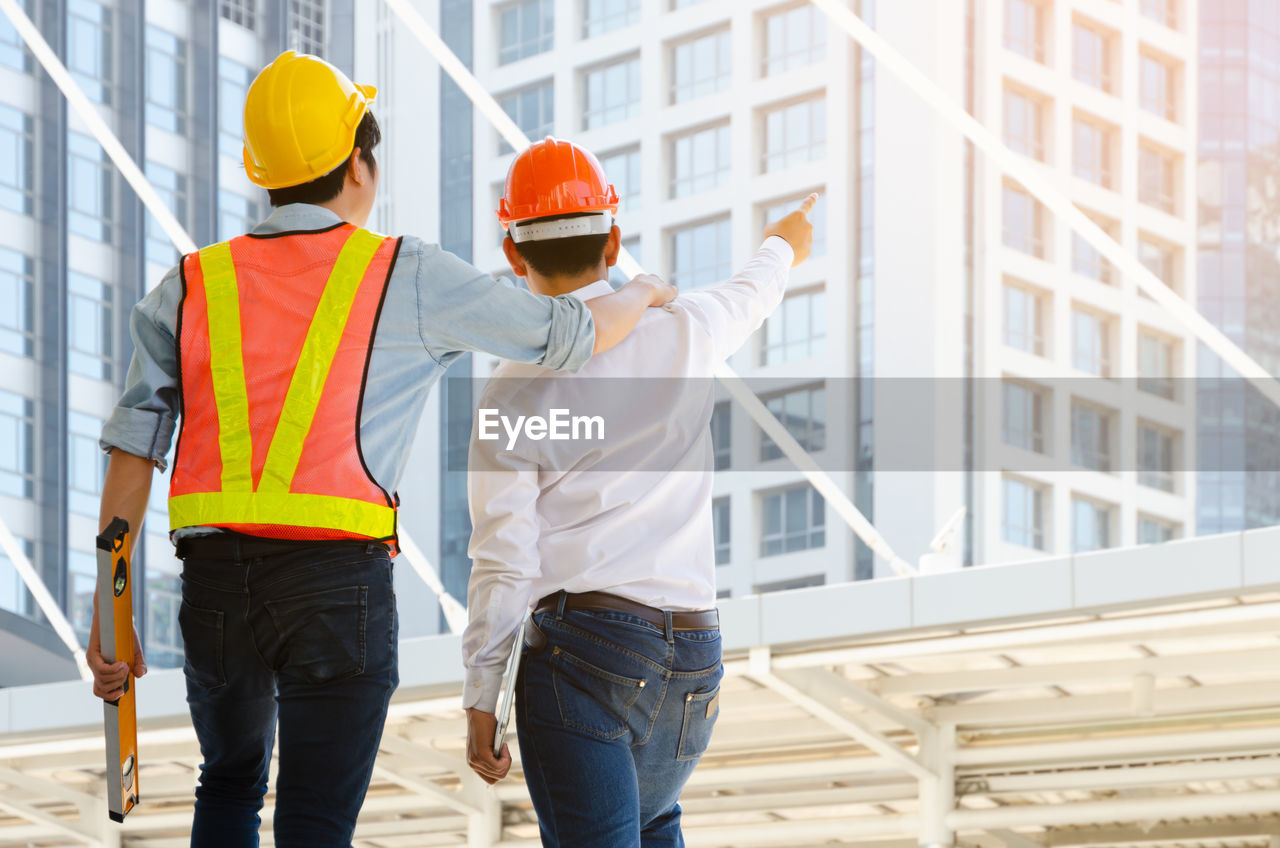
left=242, top=51, right=378, bottom=190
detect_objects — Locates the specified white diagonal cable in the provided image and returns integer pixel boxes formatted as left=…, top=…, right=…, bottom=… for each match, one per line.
left=383, top=0, right=916, bottom=576
left=809, top=0, right=1280, bottom=409
left=1, top=0, right=467, bottom=634
left=0, top=515, right=90, bottom=680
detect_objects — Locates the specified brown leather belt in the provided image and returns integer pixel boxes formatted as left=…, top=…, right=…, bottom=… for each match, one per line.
left=534, top=590, right=719, bottom=631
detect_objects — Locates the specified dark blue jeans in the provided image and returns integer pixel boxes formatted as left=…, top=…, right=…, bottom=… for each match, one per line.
left=178, top=544, right=399, bottom=848
left=516, top=601, right=723, bottom=848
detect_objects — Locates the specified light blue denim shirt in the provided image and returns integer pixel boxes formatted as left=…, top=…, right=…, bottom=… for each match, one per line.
left=99, top=203, right=596, bottom=504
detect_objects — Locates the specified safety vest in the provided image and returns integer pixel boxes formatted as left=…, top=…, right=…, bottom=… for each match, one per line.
left=169, top=224, right=401, bottom=548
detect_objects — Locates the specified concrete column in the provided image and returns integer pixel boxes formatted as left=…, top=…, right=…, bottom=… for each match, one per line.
left=918, top=721, right=957, bottom=848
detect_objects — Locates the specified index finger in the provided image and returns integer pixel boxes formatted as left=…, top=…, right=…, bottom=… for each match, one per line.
left=797, top=192, right=819, bottom=215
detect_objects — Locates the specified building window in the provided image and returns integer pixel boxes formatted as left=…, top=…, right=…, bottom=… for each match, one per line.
left=1004, top=87, right=1045, bottom=161
left=0, top=248, right=34, bottom=358
left=68, top=132, right=114, bottom=243
left=1073, top=117, right=1114, bottom=188
left=599, top=146, right=641, bottom=213
left=145, top=571, right=184, bottom=663
left=1140, top=53, right=1176, bottom=120
left=1070, top=401, right=1113, bottom=472
left=0, top=0, right=32, bottom=73
left=762, top=96, right=826, bottom=173
left=1072, top=217, right=1115, bottom=285
left=1137, top=422, right=1176, bottom=492
left=761, top=384, right=826, bottom=461
left=1139, top=144, right=1177, bottom=213
left=219, top=0, right=257, bottom=31
left=1072, top=21, right=1114, bottom=93
left=1003, top=282, right=1045, bottom=356
left=1002, top=475, right=1045, bottom=550
left=1138, top=235, right=1178, bottom=289
left=713, top=497, right=730, bottom=565
left=67, top=0, right=112, bottom=104
left=498, top=0, right=553, bottom=65
left=1004, top=0, right=1046, bottom=63
left=218, top=57, right=254, bottom=158
left=1138, top=330, right=1176, bottom=400
left=760, top=485, right=825, bottom=557
left=218, top=189, right=262, bottom=241
left=584, top=0, right=639, bottom=38
left=670, top=216, right=730, bottom=289
left=671, top=27, right=731, bottom=104
left=0, top=105, right=34, bottom=214
left=672, top=0, right=707, bottom=8
left=288, top=0, right=327, bottom=57
left=670, top=122, right=730, bottom=199
left=583, top=55, right=641, bottom=129
left=0, top=537, right=36, bottom=617
left=1071, top=308, right=1111, bottom=377
left=1072, top=497, right=1113, bottom=552
left=1140, top=0, right=1176, bottom=28
left=1138, top=514, right=1179, bottom=544
left=711, top=401, right=730, bottom=470
left=68, top=271, right=113, bottom=380
left=498, top=80, right=554, bottom=154
left=1002, top=182, right=1044, bottom=258
left=68, top=549, right=97, bottom=640
left=1002, top=380, right=1046, bottom=454
left=0, top=390, right=33, bottom=499
left=763, top=192, right=826, bottom=258
left=69, top=411, right=106, bottom=516
left=145, top=27, right=188, bottom=134
left=761, top=287, right=826, bottom=365
left=145, top=162, right=188, bottom=268
left=762, top=4, right=825, bottom=76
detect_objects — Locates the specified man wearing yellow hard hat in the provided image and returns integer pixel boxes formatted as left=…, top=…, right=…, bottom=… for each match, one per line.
left=87, top=51, right=676, bottom=847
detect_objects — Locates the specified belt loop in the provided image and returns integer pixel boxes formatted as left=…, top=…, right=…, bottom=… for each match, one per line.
left=232, top=535, right=242, bottom=563
left=663, top=609, right=674, bottom=643
left=555, top=590, right=568, bottom=619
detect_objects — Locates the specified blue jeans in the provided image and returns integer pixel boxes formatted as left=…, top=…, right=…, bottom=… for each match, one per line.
left=516, top=601, right=723, bottom=848
left=178, top=544, right=399, bottom=848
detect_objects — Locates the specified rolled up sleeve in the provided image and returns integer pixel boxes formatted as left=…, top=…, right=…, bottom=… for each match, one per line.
left=410, top=239, right=596, bottom=371
left=99, top=268, right=183, bottom=468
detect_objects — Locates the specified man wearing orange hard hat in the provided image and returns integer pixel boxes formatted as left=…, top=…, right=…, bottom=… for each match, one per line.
left=462, top=136, right=816, bottom=846
left=89, top=53, right=675, bottom=847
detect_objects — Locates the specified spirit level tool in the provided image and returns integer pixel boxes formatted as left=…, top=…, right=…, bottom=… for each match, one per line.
left=96, top=516, right=138, bottom=822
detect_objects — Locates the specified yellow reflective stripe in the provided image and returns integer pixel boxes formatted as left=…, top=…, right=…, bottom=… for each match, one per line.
left=168, top=492, right=396, bottom=539
left=257, top=229, right=385, bottom=493
left=199, top=241, right=254, bottom=493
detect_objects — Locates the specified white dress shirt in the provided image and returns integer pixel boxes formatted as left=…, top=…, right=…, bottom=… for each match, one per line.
left=462, top=237, right=794, bottom=712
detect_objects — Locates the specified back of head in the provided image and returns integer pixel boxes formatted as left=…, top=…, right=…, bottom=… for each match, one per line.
left=241, top=51, right=383, bottom=206
left=497, top=137, right=621, bottom=279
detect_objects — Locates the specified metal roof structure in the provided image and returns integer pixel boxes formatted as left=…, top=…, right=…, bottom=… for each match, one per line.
left=1, top=526, right=1277, bottom=847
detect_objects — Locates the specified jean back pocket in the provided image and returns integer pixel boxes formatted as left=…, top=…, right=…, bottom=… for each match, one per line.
left=551, top=646, right=646, bottom=740
left=676, top=684, right=721, bottom=761
left=265, top=585, right=368, bottom=685
left=178, top=601, right=226, bottom=691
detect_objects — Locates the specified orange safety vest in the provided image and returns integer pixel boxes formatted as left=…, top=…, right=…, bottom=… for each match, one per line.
left=169, top=224, right=401, bottom=549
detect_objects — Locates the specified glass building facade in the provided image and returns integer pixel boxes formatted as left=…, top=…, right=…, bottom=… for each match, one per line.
left=1198, top=1, right=1280, bottom=533
left=0, top=0, right=353, bottom=682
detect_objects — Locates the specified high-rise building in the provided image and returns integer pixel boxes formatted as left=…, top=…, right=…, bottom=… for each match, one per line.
left=972, top=0, right=1200, bottom=563
left=0, top=0, right=354, bottom=684
left=1197, top=0, right=1280, bottom=534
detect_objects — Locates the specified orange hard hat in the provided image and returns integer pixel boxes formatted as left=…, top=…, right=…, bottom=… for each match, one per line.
left=497, top=137, right=619, bottom=239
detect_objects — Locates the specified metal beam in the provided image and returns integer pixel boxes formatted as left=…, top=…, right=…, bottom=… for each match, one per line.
left=0, top=794, right=97, bottom=844
left=870, top=647, right=1280, bottom=697
left=370, top=762, right=479, bottom=817
left=787, top=667, right=933, bottom=737
left=749, top=647, right=934, bottom=780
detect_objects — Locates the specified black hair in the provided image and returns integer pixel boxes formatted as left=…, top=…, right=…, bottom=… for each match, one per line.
left=267, top=110, right=382, bottom=207
left=511, top=213, right=611, bottom=278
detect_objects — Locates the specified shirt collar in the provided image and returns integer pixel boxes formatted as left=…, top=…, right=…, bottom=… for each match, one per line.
left=564, top=280, right=616, bottom=303
left=251, top=203, right=347, bottom=236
